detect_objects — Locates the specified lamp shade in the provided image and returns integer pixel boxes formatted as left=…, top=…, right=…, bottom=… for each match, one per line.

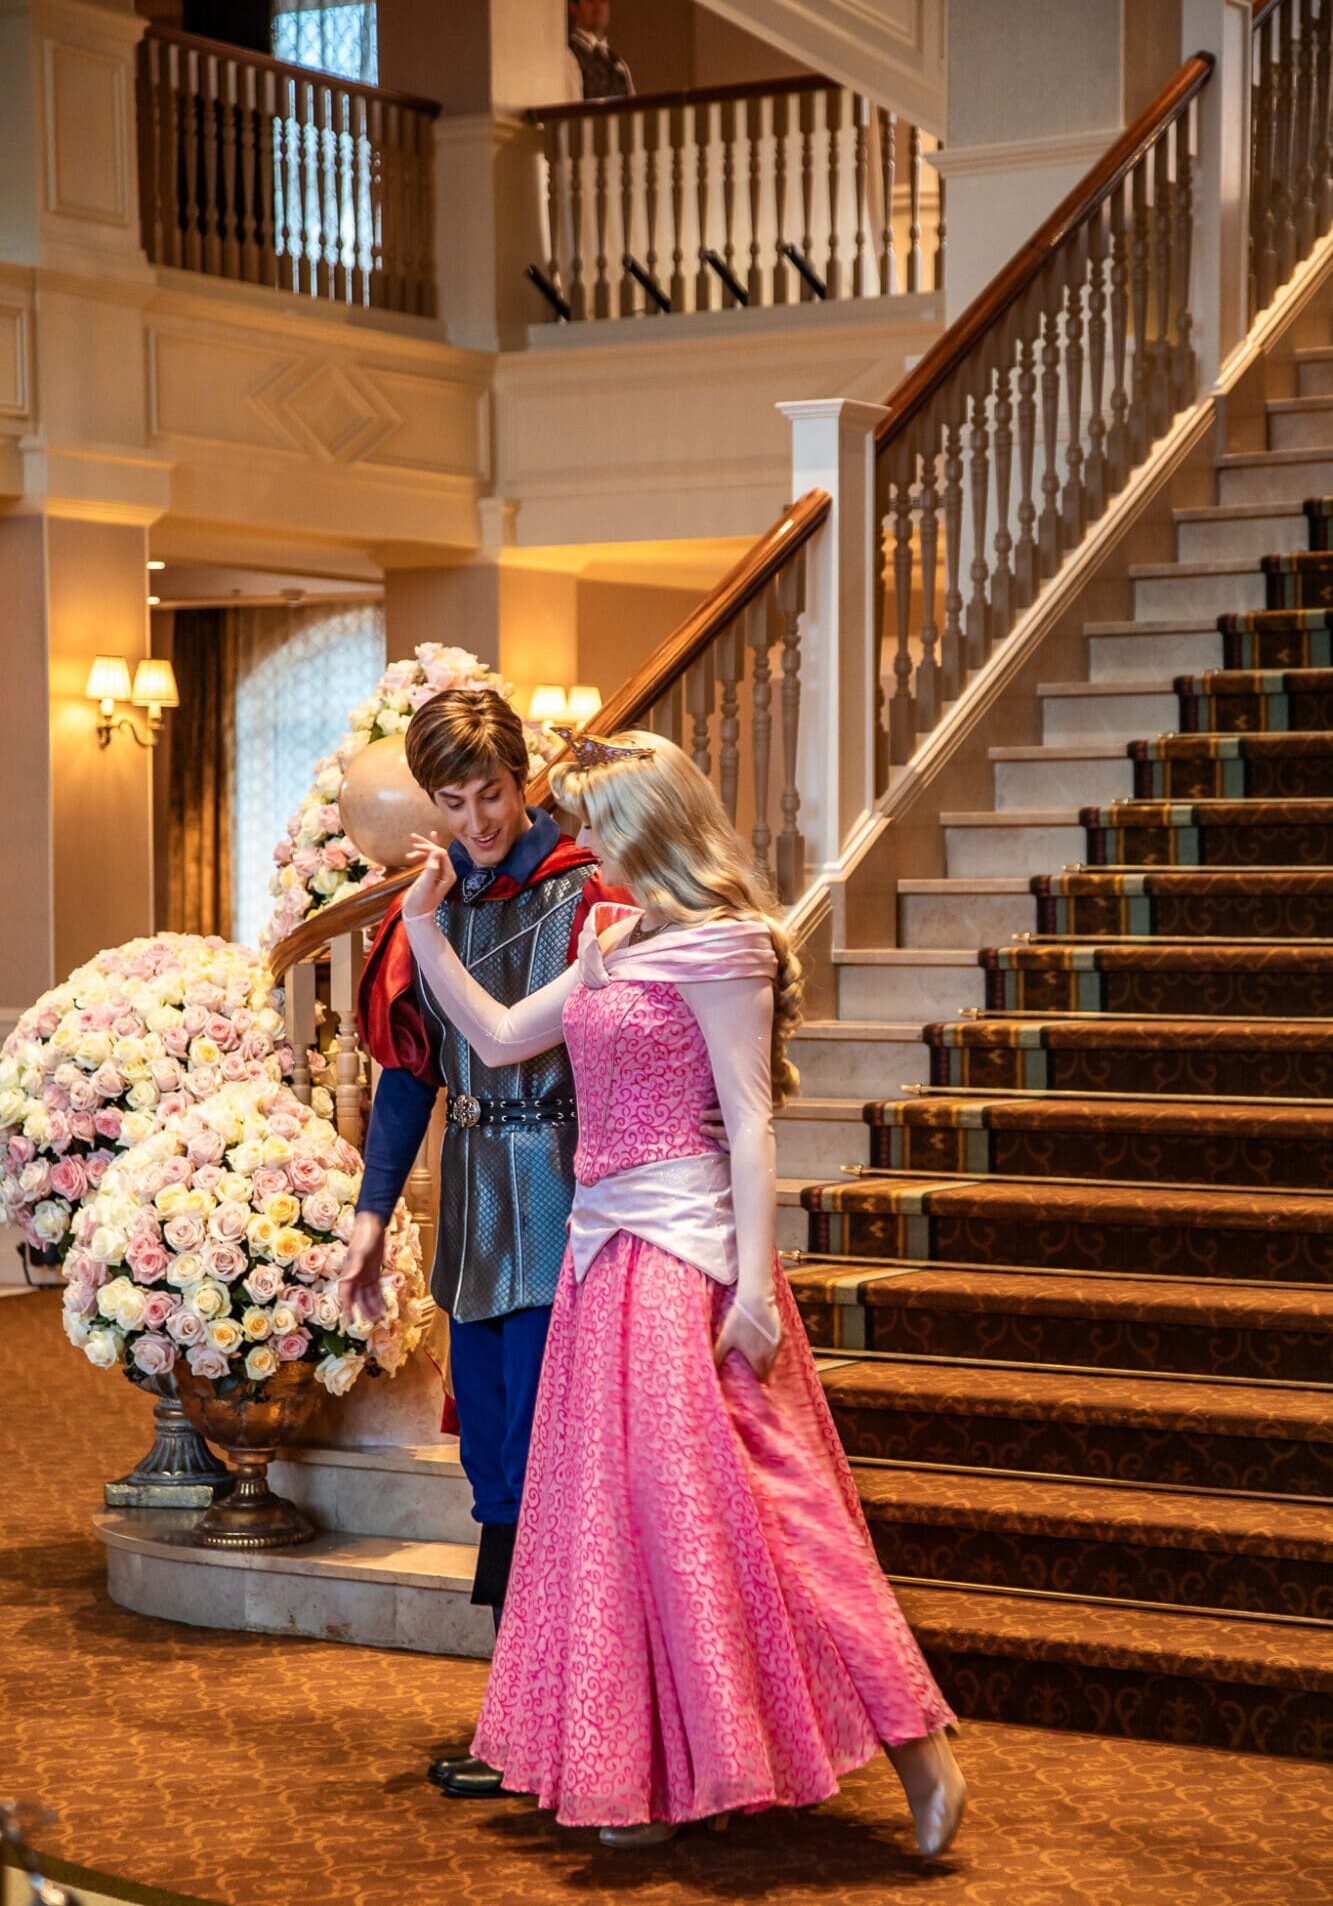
left=528, top=683, right=569, bottom=723
left=131, top=657, right=179, bottom=710
left=566, top=683, right=603, bottom=723
left=85, top=654, right=132, bottom=704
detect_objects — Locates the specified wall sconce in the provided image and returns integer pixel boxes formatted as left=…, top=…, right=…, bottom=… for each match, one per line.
left=85, top=653, right=179, bottom=748
left=528, top=683, right=603, bottom=728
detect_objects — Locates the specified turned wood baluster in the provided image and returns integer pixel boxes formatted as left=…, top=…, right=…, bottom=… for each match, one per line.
left=283, top=962, right=317, bottom=1108
left=908, top=123, right=923, bottom=293
left=695, top=99, right=713, bottom=310
left=159, top=43, right=184, bottom=268
left=649, top=684, right=683, bottom=745
left=1014, top=309, right=1039, bottom=609
left=965, top=368, right=991, bottom=672
left=886, top=451, right=917, bottom=764
left=685, top=648, right=715, bottom=775
left=1276, top=3, right=1299, bottom=285
left=1315, top=0, right=1333, bottom=234
left=218, top=54, right=240, bottom=279
left=852, top=94, right=870, bottom=297
left=301, top=81, right=322, bottom=297
left=1062, top=234, right=1088, bottom=545
left=1172, top=107, right=1196, bottom=408
left=746, top=96, right=764, bottom=304
left=568, top=113, right=587, bottom=319
left=1297, top=0, right=1319, bottom=256
left=384, top=101, right=407, bottom=311
left=618, top=112, right=636, bottom=316
left=716, top=621, right=745, bottom=823
left=417, top=112, right=437, bottom=318
left=542, top=119, right=564, bottom=299
left=1150, top=130, right=1172, bottom=436
left=1084, top=199, right=1109, bottom=519
left=916, top=423, right=941, bottom=737
left=591, top=113, right=612, bottom=319
left=181, top=48, right=204, bottom=273
left=333, top=90, right=353, bottom=302
left=747, top=597, right=775, bottom=881
left=935, top=168, right=946, bottom=291
left=799, top=90, right=817, bottom=300
left=1037, top=276, right=1063, bottom=578
left=238, top=62, right=261, bottom=282
left=940, top=396, right=966, bottom=699
left=990, top=334, right=1016, bottom=644
left=1108, top=179, right=1131, bottom=488
left=330, top=935, right=367, bottom=1150
left=720, top=97, right=738, bottom=304
left=366, top=95, right=385, bottom=306
left=275, top=77, right=297, bottom=292
left=1129, top=153, right=1152, bottom=463
left=313, top=85, right=334, bottom=299
left=771, top=93, right=790, bottom=303
left=349, top=92, right=368, bottom=302
left=824, top=86, right=843, bottom=300
left=1253, top=15, right=1279, bottom=311
left=644, top=109, right=663, bottom=311
left=878, top=107, right=897, bottom=293
left=775, top=556, right=805, bottom=904
left=141, top=39, right=165, bottom=265
left=668, top=105, right=687, bottom=310
left=201, top=54, right=224, bottom=277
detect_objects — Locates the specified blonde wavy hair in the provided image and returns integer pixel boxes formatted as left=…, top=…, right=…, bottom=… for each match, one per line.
left=551, top=731, right=803, bottom=1106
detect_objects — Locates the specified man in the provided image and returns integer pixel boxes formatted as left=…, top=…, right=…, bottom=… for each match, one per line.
left=566, top=0, right=633, bottom=101
left=341, top=687, right=617, bottom=1799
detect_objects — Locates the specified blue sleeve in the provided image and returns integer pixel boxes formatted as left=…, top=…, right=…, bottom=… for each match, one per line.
left=355, top=1066, right=437, bottom=1220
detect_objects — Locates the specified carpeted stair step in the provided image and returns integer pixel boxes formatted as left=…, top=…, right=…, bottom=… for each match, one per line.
left=924, top=1011, right=1333, bottom=1097
left=1082, top=797, right=1333, bottom=867
left=1262, top=550, right=1333, bottom=608
left=855, top=1463, right=1333, bottom=1619
left=861, top=1092, right=1333, bottom=1193
left=788, top=1254, right=1333, bottom=1380
left=977, top=940, right=1333, bottom=1016
left=801, top=1169, right=1333, bottom=1282
left=896, top=1579, right=1333, bottom=1758
left=1218, top=606, right=1333, bottom=669
left=1176, top=665, right=1333, bottom=731
left=1130, top=731, right=1333, bottom=800
left=1032, top=867, right=1333, bottom=938
left=815, top=1352, right=1333, bottom=1494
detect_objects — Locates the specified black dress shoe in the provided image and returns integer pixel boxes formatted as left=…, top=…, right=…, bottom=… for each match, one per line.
left=428, top=1754, right=506, bottom=1797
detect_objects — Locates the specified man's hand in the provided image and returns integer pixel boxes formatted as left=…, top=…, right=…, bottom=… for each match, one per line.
left=701, top=1104, right=729, bottom=1150
left=338, top=1212, right=389, bottom=1325
left=404, top=832, right=457, bottom=921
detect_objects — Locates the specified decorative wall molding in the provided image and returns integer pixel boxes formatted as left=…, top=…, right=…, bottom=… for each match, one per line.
left=42, top=39, right=130, bottom=226
left=929, top=127, right=1117, bottom=180
left=0, top=302, right=31, bottom=416
left=695, top=0, right=946, bottom=130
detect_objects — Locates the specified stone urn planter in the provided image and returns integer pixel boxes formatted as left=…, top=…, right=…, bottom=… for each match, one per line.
left=173, top=1362, right=324, bottom=1550
left=338, top=732, right=440, bottom=872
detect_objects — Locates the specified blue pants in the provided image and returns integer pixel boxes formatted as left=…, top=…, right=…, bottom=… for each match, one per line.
left=449, top=1304, right=552, bottom=1528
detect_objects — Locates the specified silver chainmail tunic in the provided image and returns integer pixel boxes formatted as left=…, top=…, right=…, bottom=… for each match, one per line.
left=415, top=867, right=593, bottom=1324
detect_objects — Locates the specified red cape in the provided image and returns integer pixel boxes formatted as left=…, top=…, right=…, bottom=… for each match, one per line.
left=357, top=838, right=625, bottom=1084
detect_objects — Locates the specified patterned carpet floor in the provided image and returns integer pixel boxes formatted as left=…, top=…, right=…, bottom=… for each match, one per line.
left=4, top=1289, right=1333, bottom=1906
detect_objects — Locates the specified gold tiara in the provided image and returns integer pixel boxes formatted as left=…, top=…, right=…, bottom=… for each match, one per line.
left=551, top=725, right=655, bottom=767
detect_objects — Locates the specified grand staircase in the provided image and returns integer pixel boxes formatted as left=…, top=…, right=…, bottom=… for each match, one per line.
left=783, top=339, right=1333, bottom=1763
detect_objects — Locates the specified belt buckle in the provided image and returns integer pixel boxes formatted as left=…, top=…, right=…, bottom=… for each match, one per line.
left=450, top=1092, right=482, bottom=1129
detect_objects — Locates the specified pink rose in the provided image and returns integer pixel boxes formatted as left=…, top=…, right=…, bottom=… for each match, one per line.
left=238, top=1031, right=274, bottom=1064
left=142, top=1291, right=180, bottom=1330
left=45, top=1110, right=72, bottom=1152
left=34, top=1008, right=59, bottom=1038
left=7, top=1135, right=36, bottom=1167
left=90, top=1063, right=126, bottom=1100
left=150, top=1058, right=183, bottom=1092
left=208, top=1202, right=250, bottom=1244
left=181, top=1005, right=209, bottom=1037
left=275, top=1329, right=311, bottom=1361
left=292, top=846, right=321, bottom=879
left=162, top=1156, right=193, bottom=1186
left=185, top=1065, right=220, bottom=1101
left=185, top=1344, right=229, bottom=1380
left=274, top=840, right=294, bottom=867
left=132, top=1333, right=177, bottom=1377
left=322, top=842, right=350, bottom=872
left=187, top=1129, right=226, bottom=1168
left=69, top=1111, right=96, bottom=1144
left=112, top=1011, right=143, bottom=1039
left=301, top=1189, right=342, bottom=1234
left=269, top=1111, right=304, bottom=1143
left=85, top=1151, right=113, bottom=1188
left=219, top=1053, right=251, bottom=1083
left=199, top=1239, right=247, bottom=1283
left=284, top=1285, right=316, bottom=1322
left=333, top=1209, right=355, bottom=1243
left=93, top=1107, right=123, bottom=1142
left=250, top=1166, right=288, bottom=1204
left=162, top=1026, right=190, bottom=1059
left=166, top=1307, right=205, bottom=1345
left=126, top=1236, right=171, bottom=1284
left=163, top=1213, right=206, bottom=1253
left=192, top=1164, right=224, bottom=1193
left=293, top=1244, right=331, bottom=1282
left=317, top=803, right=342, bottom=833
left=285, top=1154, right=325, bottom=1196
left=67, top=1076, right=98, bottom=1113
left=44, top=1087, right=71, bottom=1114
left=19, top=1161, right=52, bottom=1201
left=243, top=1264, right=284, bottom=1305
left=49, top=1155, right=89, bottom=1202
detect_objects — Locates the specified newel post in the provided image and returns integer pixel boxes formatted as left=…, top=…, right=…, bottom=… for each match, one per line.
left=1182, top=0, right=1254, bottom=386
left=776, top=399, right=887, bottom=881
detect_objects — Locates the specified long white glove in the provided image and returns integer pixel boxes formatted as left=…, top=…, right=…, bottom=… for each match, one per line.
left=401, top=890, right=577, bottom=1067
left=683, top=976, right=782, bottom=1377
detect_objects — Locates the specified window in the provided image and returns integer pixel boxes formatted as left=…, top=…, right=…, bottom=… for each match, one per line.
left=232, top=603, right=386, bottom=948
left=271, top=2, right=378, bottom=83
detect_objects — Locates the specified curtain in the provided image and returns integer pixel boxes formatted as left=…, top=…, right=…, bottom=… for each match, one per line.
left=164, top=608, right=238, bottom=939
left=270, top=0, right=378, bottom=82
left=231, top=601, right=386, bottom=949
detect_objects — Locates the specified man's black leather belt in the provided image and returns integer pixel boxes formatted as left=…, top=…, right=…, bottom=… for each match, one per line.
left=447, top=1093, right=577, bottom=1130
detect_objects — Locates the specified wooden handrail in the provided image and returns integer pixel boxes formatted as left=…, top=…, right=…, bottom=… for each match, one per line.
left=1251, top=0, right=1284, bottom=27
left=525, top=71, right=831, bottom=126
left=143, top=22, right=443, bottom=118
left=267, top=489, right=830, bottom=982
left=874, top=52, right=1214, bottom=447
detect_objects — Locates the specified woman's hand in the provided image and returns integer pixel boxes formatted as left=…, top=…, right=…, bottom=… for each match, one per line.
left=403, top=832, right=457, bottom=921
left=714, top=1289, right=781, bottom=1381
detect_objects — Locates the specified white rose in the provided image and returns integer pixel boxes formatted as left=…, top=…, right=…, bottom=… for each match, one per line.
left=32, top=1200, right=70, bottom=1245
left=114, top=1286, right=148, bottom=1331
left=315, top=1350, right=364, bottom=1396
left=187, top=1279, right=229, bottom=1321
left=63, top=1311, right=92, bottom=1348
left=0, top=1088, right=27, bottom=1128
left=240, top=1305, right=273, bottom=1341
left=121, top=1111, right=155, bottom=1145
left=84, top=1327, right=122, bottom=1369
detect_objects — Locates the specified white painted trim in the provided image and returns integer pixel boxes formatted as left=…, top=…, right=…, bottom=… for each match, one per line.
left=928, top=129, right=1118, bottom=181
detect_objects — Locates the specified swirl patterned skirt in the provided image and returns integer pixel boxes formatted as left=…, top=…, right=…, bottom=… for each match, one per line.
left=470, top=1235, right=955, bottom=1828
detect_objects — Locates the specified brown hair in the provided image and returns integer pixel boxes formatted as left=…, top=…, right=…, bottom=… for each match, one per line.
left=404, top=688, right=529, bottom=796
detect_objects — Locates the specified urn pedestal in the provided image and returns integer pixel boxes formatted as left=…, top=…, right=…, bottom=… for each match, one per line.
left=173, top=1363, right=323, bottom=1549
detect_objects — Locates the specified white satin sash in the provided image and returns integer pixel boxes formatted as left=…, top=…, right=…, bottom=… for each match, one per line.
left=568, top=1151, right=737, bottom=1286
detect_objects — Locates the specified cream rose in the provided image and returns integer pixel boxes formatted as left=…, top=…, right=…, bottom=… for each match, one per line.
left=315, top=1350, right=364, bottom=1395
left=263, top=1191, right=301, bottom=1228
left=187, top=1279, right=229, bottom=1321
left=244, top=1343, right=279, bottom=1382
left=240, top=1305, right=273, bottom=1341
left=205, top=1317, right=244, bottom=1355
left=84, top=1327, right=122, bottom=1369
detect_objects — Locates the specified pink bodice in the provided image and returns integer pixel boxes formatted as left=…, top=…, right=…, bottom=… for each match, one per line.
left=563, top=979, right=721, bottom=1188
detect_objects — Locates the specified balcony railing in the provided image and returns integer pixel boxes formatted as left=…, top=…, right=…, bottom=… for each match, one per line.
left=1250, top=0, right=1333, bottom=317
left=135, top=25, right=440, bottom=314
left=525, top=76, right=943, bottom=323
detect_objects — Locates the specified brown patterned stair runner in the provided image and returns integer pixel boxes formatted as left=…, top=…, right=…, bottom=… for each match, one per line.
left=1032, top=867, right=1333, bottom=936
left=1262, top=549, right=1333, bottom=607
left=1220, top=606, right=1333, bottom=667
left=1130, top=732, right=1333, bottom=798
left=1176, top=666, right=1333, bottom=731
left=978, top=940, right=1333, bottom=1014
left=1081, top=797, right=1333, bottom=866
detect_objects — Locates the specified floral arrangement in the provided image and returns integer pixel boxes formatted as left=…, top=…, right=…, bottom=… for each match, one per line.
left=64, top=1080, right=426, bottom=1397
left=0, top=936, right=295, bottom=1262
left=263, top=642, right=562, bottom=949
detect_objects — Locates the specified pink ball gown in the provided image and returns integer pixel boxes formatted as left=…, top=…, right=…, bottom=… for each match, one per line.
left=434, top=910, right=957, bottom=1829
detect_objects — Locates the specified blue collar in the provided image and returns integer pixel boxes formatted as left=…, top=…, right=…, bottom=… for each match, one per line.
left=447, top=808, right=560, bottom=897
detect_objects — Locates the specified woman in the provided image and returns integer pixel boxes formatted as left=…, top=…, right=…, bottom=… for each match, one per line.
left=395, top=729, right=966, bottom=1855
